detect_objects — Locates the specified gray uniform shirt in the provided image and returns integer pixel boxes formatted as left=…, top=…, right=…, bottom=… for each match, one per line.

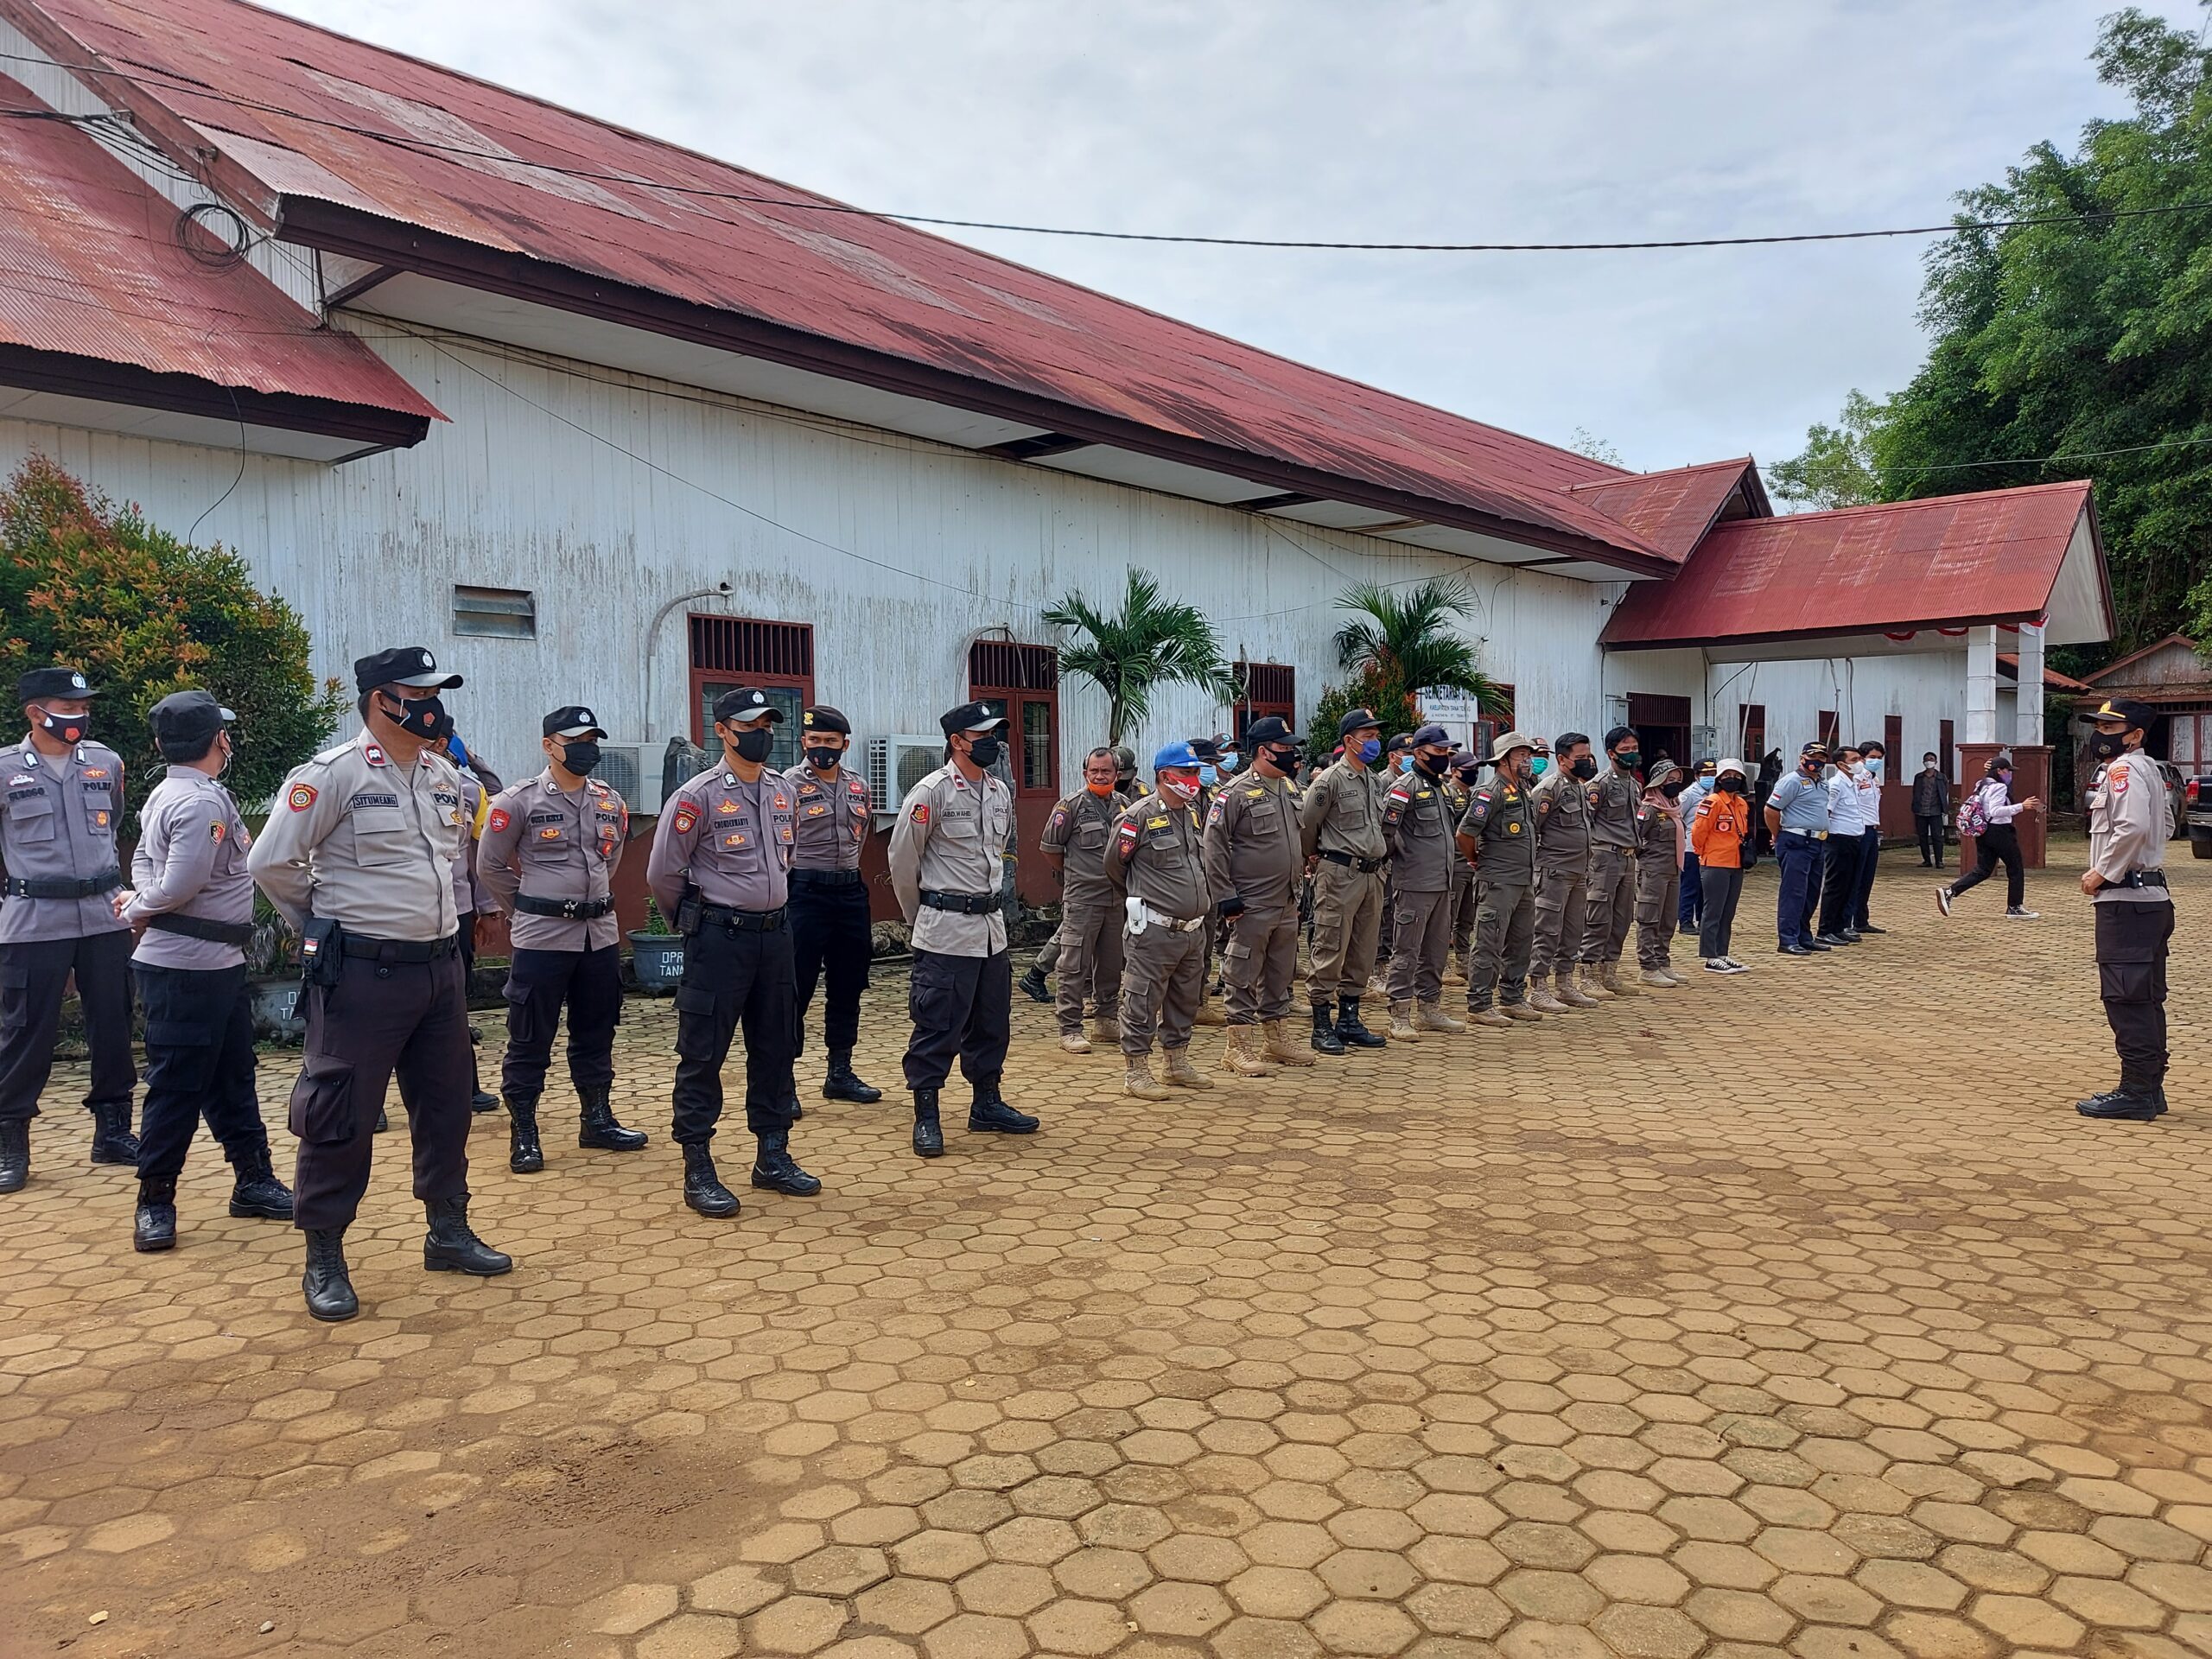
left=1298, top=760, right=1387, bottom=861
left=1204, top=772, right=1304, bottom=911
left=783, top=762, right=873, bottom=872
left=887, top=763, right=1013, bottom=957
left=1531, top=767, right=1592, bottom=868
left=250, top=731, right=465, bottom=941
left=1103, top=794, right=1209, bottom=920
left=1039, top=787, right=1128, bottom=900
left=647, top=766, right=796, bottom=917
left=480, top=769, right=630, bottom=950
left=2088, top=751, right=2170, bottom=906
left=1382, top=766, right=1455, bottom=892
left=124, top=766, right=253, bottom=969
left=0, top=736, right=129, bottom=944
left=1588, top=766, right=1643, bottom=850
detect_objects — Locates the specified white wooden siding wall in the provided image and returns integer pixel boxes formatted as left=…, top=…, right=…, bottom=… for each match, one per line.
left=1702, top=655, right=1970, bottom=771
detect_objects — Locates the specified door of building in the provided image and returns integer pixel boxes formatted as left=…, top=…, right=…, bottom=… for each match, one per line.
left=1626, top=693, right=1692, bottom=775
left=969, top=640, right=1060, bottom=905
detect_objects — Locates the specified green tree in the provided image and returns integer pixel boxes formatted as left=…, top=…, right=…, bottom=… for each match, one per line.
left=1044, top=567, right=1238, bottom=747
left=1331, top=578, right=1504, bottom=741
left=1770, top=389, right=1885, bottom=510
left=0, top=454, right=346, bottom=808
left=1568, top=427, right=1624, bottom=467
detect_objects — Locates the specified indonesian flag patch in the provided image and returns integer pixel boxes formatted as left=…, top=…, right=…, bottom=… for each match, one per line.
left=287, top=783, right=318, bottom=812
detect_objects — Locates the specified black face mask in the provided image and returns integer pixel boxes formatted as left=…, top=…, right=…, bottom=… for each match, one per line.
left=804, top=746, right=842, bottom=771
left=1415, top=751, right=1448, bottom=776
left=1263, top=745, right=1299, bottom=772
left=560, top=739, right=601, bottom=776
left=1569, top=755, right=1598, bottom=780
left=1717, top=778, right=1745, bottom=794
left=34, top=706, right=88, bottom=745
left=966, top=735, right=1002, bottom=769
left=383, top=693, right=452, bottom=743
left=2087, top=731, right=2126, bottom=762
left=1660, top=779, right=1684, bottom=798
left=732, top=727, right=776, bottom=764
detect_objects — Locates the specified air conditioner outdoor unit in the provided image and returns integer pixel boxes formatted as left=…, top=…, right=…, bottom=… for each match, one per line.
left=594, top=743, right=667, bottom=817
left=867, top=734, right=947, bottom=823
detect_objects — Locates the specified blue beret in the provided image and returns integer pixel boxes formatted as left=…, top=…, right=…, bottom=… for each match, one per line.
left=1153, top=741, right=1200, bottom=772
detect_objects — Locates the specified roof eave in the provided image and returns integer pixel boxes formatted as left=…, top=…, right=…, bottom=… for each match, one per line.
left=1601, top=607, right=2062, bottom=653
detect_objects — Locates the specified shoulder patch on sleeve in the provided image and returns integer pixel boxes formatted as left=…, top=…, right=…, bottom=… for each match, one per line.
left=1049, top=807, right=1068, bottom=829
left=910, top=801, right=931, bottom=824
left=671, top=802, right=700, bottom=834
left=486, top=808, right=511, bottom=833
left=209, top=819, right=226, bottom=842
left=286, top=782, right=318, bottom=812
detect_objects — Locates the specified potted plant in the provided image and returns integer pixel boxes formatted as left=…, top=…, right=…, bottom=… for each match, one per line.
left=629, top=896, right=684, bottom=994
left=245, top=894, right=308, bottom=1040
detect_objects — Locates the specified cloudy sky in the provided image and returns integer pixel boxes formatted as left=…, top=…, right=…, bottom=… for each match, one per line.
left=276, top=0, right=2196, bottom=478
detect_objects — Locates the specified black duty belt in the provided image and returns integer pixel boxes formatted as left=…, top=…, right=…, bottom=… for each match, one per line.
left=699, top=903, right=787, bottom=932
left=920, top=888, right=998, bottom=914
left=1317, top=850, right=1386, bottom=874
left=513, top=893, right=614, bottom=919
left=2119, top=870, right=2168, bottom=890
left=340, top=931, right=460, bottom=963
left=4, top=868, right=123, bottom=899
left=791, top=868, right=863, bottom=888
left=145, top=912, right=256, bottom=945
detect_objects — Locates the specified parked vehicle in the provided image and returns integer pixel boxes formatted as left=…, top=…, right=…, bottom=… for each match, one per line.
left=2186, top=773, right=2212, bottom=859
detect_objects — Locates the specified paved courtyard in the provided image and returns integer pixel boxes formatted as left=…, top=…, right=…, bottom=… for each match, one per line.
left=2, top=852, right=2208, bottom=1659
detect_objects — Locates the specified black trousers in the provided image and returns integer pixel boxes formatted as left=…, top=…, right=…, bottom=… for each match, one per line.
left=1818, top=832, right=1864, bottom=937
left=1916, top=815, right=1946, bottom=866
left=134, top=963, right=267, bottom=1184
left=501, top=944, right=621, bottom=1103
left=2095, top=899, right=2174, bottom=1090
left=790, top=877, right=871, bottom=1053
left=903, top=948, right=1011, bottom=1091
left=1951, top=823, right=2024, bottom=908
left=288, top=947, right=472, bottom=1232
left=671, top=918, right=797, bottom=1145
left=0, top=930, right=135, bottom=1122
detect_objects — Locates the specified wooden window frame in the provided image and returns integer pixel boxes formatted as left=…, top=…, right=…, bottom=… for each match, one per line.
left=968, top=641, right=1059, bottom=798
left=1817, top=709, right=1840, bottom=752
left=1737, top=702, right=1767, bottom=763
left=1232, top=661, right=1295, bottom=742
left=687, top=614, right=816, bottom=772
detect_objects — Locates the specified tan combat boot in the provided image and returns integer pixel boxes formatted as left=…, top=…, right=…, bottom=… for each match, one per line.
left=1160, top=1046, right=1215, bottom=1090
left=1502, top=1001, right=1543, bottom=1022
left=1527, top=980, right=1570, bottom=1014
left=1468, top=1005, right=1511, bottom=1029
left=1090, top=1016, right=1120, bottom=1046
left=1221, top=1026, right=1276, bottom=1077
left=1058, top=1029, right=1092, bottom=1054
left=1388, top=1001, right=1421, bottom=1041
left=1417, top=1001, right=1465, bottom=1034
left=1599, top=961, right=1634, bottom=996
left=1556, top=969, right=1600, bottom=1009
left=1661, top=965, right=1688, bottom=987
left=1576, top=965, right=1617, bottom=1002
left=1124, top=1055, right=1171, bottom=1101
left=1444, top=957, right=1466, bottom=985
left=1262, top=1018, right=1319, bottom=1068
left=1192, top=998, right=1227, bottom=1027
left=1637, top=967, right=1674, bottom=988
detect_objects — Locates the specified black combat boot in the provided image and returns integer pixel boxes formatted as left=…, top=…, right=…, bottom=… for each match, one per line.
left=2076, top=1083, right=2163, bottom=1122
left=0, top=1119, right=28, bottom=1194
left=302, top=1228, right=358, bottom=1322
left=372, top=1105, right=389, bottom=1134
left=423, top=1194, right=512, bottom=1274
left=969, top=1076, right=1039, bottom=1135
left=1308, top=1003, right=1346, bottom=1056
left=468, top=1025, right=499, bottom=1112
left=912, top=1089, right=944, bottom=1159
left=823, top=1049, right=883, bottom=1103
left=1017, top=965, right=1052, bottom=1004
left=752, top=1131, right=823, bottom=1196
left=577, top=1086, right=647, bottom=1151
left=133, top=1175, right=178, bottom=1253
left=1336, top=997, right=1387, bottom=1050
left=227, top=1145, right=294, bottom=1220
left=508, top=1097, right=545, bottom=1174
left=682, top=1143, right=741, bottom=1217
left=88, top=1100, right=139, bottom=1165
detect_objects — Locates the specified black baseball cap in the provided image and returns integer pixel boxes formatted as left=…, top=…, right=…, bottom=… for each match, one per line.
left=17, top=666, right=96, bottom=703
left=1188, top=735, right=1224, bottom=764
left=355, top=646, right=461, bottom=695
left=1386, top=732, right=1414, bottom=753
left=1336, top=707, right=1382, bottom=738
left=1410, top=723, right=1451, bottom=747
left=543, top=705, right=607, bottom=739
left=938, top=700, right=1005, bottom=736
left=713, top=687, right=785, bottom=724
left=2080, top=696, right=2158, bottom=731
left=148, top=689, right=232, bottom=752
left=801, top=705, right=852, bottom=736
left=1244, top=715, right=1299, bottom=747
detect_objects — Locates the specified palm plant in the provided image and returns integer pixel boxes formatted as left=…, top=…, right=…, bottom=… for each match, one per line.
left=1044, top=567, right=1238, bottom=747
left=1332, top=577, right=1503, bottom=724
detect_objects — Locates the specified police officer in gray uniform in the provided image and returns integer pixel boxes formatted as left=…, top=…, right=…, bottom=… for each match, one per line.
left=784, top=706, right=882, bottom=1105
left=0, top=665, right=137, bottom=1196
left=1382, top=724, right=1466, bottom=1037
left=479, top=705, right=645, bottom=1176
left=888, top=702, right=1039, bottom=1158
left=119, top=691, right=292, bottom=1249
left=1458, top=731, right=1544, bottom=1027
left=647, top=687, right=817, bottom=1217
left=252, top=648, right=511, bottom=1321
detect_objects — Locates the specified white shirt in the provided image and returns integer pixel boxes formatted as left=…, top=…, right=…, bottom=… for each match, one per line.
left=1853, top=766, right=1880, bottom=833
left=1825, top=769, right=1866, bottom=836
left=1972, top=776, right=2026, bottom=825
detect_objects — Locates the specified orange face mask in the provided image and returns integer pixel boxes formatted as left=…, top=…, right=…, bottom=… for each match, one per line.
left=1086, top=780, right=1116, bottom=797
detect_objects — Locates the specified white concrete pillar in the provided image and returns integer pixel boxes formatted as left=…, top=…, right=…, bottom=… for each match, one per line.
left=1965, top=626, right=1999, bottom=744
left=2013, top=621, right=2045, bottom=747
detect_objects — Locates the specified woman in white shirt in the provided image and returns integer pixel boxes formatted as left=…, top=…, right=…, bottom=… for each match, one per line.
left=1937, top=753, right=2043, bottom=918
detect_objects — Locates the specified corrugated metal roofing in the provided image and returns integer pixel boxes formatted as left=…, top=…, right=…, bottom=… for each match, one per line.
left=1600, top=483, right=2096, bottom=649
left=0, top=73, right=440, bottom=417
left=1568, top=458, right=1759, bottom=564
left=16, top=0, right=1661, bottom=561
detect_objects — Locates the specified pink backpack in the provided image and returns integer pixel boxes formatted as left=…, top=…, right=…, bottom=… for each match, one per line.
left=1955, top=785, right=1989, bottom=839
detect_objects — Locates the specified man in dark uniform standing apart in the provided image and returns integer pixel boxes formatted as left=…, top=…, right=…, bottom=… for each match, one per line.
left=648, top=688, right=818, bottom=1217
left=784, top=706, right=882, bottom=1105
left=251, top=647, right=510, bottom=1321
left=0, top=665, right=138, bottom=1194
left=1458, top=731, right=1544, bottom=1027
left=887, top=702, right=1040, bottom=1157
left=118, top=691, right=292, bottom=1249
left=478, top=705, right=647, bottom=1176
left=2075, top=697, right=2176, bottom=1122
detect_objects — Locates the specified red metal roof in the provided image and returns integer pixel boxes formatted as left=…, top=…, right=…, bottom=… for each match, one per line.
left=1997, top=652, right=2094, bottom=693
left=0, top=73, right=439, bottom=419
left=1600, top=482, right=2098, bottom=650
left=1568, top=458, right=1762, bottom=563
left=10, top=0, right=1665, bottom=564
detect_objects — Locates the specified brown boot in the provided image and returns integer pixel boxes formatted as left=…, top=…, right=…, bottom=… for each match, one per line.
left=1599, top=961, right=1634, bottom=996
left=1417, top=1001, right=1465, bottom=1034
left=1124, top=1055, right=1171, bottom=1101
left=1527, top=982, right=1570, bottom=1014
left=1468, top=1006, right=1511, bottom=1029
left=1388, top=1001, right=1421, bottom=1041
left=1221, top=1026, right=1276, bottom=1077
left=1444, top=957, right=1466, bottom=985
left=1576, top=965, right=1617, bottom=1002
left=1090, top=1016, right=1121, bottom=1046
left=1161, top=1046, right=1215, bottom=1090
left=1192, top=999, right=1227, bottom=1027
left=1262, top=1018, right=1318, bottom=1068
left=1637, top=967, right=1674, bottom=989
left=1058, top=1029, right=1092, bottom=1053
left=1502, top=1001, right=1543, bottom=1022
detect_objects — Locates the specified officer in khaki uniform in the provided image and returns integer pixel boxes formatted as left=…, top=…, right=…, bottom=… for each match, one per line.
left=1381, top=724, right=1466, bottom=1037
left=783, top=706, right=882, bottom=1105
left=888, top=702, right=1040, bottom=1158
left=479, top=705, right=646, bottom=1178
left=1633, top=759, right=1688, bottom=987
left=251, top=647, right=510, bottom=1322
left=1018, top=746, right=1151, bottom=1004
left=1444, top=754, right=1480, bottom=982
left=1039, top=747, right=1128, bottom=1053
left=1529, top=731, right=1599, bottom=1013
left=1204, top=715, right=1314, bottom=1077
left=2075, top=697, right=2177, bottom=1122
left=1103, top=742, right=1217, bottom=1100
left=1457, top=731, right=1543, bottom=1027
left=1580, top=726, right=1646, bottom=996
left=1297, top=708, right=1389, bottom=1055
left=1186, top=735, right=1230, bottom=1028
